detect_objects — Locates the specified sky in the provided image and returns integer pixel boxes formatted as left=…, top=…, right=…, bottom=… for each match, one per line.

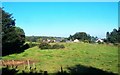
left=1, top=0, right=120, bottom=2
left=2, top=2, right=118, bottom=38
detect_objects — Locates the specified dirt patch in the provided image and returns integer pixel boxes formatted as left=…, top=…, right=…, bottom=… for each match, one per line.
left=0, top=60, right=37, bottom=66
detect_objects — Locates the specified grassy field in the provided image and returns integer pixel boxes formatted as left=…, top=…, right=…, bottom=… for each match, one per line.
left=2, top=42, right=118, bottom=74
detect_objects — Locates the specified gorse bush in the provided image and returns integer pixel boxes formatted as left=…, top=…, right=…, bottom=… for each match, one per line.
left=39, top=42, right=65, bottom=49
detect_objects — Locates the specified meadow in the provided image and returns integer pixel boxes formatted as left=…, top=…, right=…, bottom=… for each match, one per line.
left=2, top=42, right=118, bottom=74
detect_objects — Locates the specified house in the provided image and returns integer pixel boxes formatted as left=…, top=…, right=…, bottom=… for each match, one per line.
left=95, top=39, right=104, bottom=43
left=55, top=39, right=62, bottom=42
left=73, top=39, right=79, bottom=42
left=42, top=39, right=51, bottom=43
left=66, top=40, right=73, bottom=43
left=55, top=37, right=64, bottom=42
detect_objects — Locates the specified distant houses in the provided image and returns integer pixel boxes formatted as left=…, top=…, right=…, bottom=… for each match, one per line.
left=42, top=38, right=65, bottom=43
left=40, top=37, right=104, bottom=44
left=42, top=39, right=55, bottom=43
left=55, top=38, right=63, bottom=42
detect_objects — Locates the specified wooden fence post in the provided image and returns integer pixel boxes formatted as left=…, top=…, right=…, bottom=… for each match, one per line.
left=27, top=60, right=30, bottom=70
left=2, top=60, right=5, bottom=66
left=33, top=63, right=35, bottom=69
left=12, top=60, right=15, bottom=68
left=0, top=60, right=2, bottom=66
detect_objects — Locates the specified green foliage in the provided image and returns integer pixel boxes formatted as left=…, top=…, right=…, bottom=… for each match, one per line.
left=2, top=27, right=25, bottom=46
left=68, top=32, right=91, bottom=42
left=83, top=40, right=89, bottom=43
left=1, top=8, right=15, bottom=30
left=52, top=44, right=65, bottom=49
left=1, top=8, right=25, bottom=55
left=39, top=42, right=51, bottom=49
left=90, top=36, right=98, bottom=43
left=29, top=36, right=37, bottom=42
left=59, top=44, right=65, bottom=48
left=68, top=35, right=74, bottom=41
left=39, top=42, right=65, bottom=49
left=106, top=28, right=120, bottom=44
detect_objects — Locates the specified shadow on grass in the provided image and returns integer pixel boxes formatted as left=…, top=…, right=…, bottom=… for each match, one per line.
left=1, top=67, right=48, bottom=75
left=1, top=64, right=118, bottom=75
left=1, top=67, right=19, bottom=75
left=2, top=43, right=30, bottom=56
left=63, top=64, right=118, bottom=75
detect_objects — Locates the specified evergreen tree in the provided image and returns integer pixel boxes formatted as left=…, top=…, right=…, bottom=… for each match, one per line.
left=1, top=8, right=25, bottom=55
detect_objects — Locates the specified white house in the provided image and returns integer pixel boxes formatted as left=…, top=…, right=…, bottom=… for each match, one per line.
left=95, top=39, right=104, bottom=43
left=47, top=39, right=51, bottom=43
left=74, top=39, right=79, bottom=42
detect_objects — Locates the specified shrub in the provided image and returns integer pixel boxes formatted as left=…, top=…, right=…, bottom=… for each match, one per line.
left=83, top=40, right=89, bottom=43
left=39, top=42, right=51, bottom=49
left=52, top=44, right=65, bottom=49
left=52, top=44, right=60, bottom=49
left=113, top=43, right=120, bottom=46
left=59, top=44, right=65, bottom=48
left=39, top=42, right=65, bottom=50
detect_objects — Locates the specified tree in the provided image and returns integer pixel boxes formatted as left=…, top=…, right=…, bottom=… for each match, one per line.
left=69, top=32, right=91, bottom=42
left=106, top=32, right=110, bottom=43
left=110, top=29, right=118, bottom=43
left=68, top=35, right=74, bottom=41
left=106, top=28, right=119, bottom=44
left=1, top=8, right=25, bottom=55
left=118, top=27, right=120, bottom=43
left=30, top=35, right=36, bottom=42
left=2, top=8, right=15, bottom=30
left=91, top=36, right=98, bottom=43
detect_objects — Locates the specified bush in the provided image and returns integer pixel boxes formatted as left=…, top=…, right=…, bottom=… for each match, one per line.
left=52, top=44, right=65, bottom=49
left=113, top=43, right=120, bottom=46
left=83, top=40, right=89, bottom=43
left=39, top=43, right=65, bottom=49
left=39, top=42, right=51, bottom=49
left=59, top=44, right=65, bottom=48
left=52, top=44, right=60, bottom=49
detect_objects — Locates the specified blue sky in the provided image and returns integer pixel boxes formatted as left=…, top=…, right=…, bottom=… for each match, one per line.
left=2, top=2, right=118, bottom=38
left=1, top=0, right=119, bottom=2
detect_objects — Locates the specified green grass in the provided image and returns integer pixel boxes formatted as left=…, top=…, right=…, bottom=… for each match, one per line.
left=2, top=42, right=118, bottom=74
